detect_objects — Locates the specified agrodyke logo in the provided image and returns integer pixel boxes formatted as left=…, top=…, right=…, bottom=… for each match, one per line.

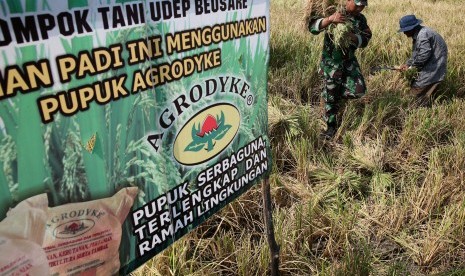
left=53, top=219, right=95, bottom=239
left=174, top=103, right=240, bottom=165
left=186, top=111, right=230, bottom=152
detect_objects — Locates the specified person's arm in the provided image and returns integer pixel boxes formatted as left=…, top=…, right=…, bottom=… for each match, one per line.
left=410, top=36, right=433, bottom=68
left=399, top=64, right=410, bottom=71
left=350, top=15, right=372, bottom=48
left=405, top=58, right=414, bottom=66
left=399, top=58, right=413, bottom=71
left=400, top=33, right=433, bottom=70
left=308, top=11, right=346, bottom=35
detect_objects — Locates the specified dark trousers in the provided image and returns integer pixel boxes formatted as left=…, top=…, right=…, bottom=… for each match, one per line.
left=411, top=82, right=441, bottom=107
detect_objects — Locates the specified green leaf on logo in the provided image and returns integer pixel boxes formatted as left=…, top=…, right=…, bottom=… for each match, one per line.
left=191, top=123, right=200, bottom=138
left=217, top=111, right=225, bottom=127
left=185, top=110, right=232, bottom=153
left=185, top=140, right=206, bottom=152
left=213, top=124, right=232, bottom=140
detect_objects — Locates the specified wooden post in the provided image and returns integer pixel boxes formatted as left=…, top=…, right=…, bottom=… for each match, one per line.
left=262, top=177, right=280, bottom=275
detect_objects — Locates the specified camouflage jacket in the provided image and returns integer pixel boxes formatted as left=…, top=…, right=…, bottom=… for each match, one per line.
left=309, top=13, right=372, bottom=69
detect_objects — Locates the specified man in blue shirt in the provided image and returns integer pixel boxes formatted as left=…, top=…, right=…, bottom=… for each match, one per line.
left=398, top=15, right=448, bottom=107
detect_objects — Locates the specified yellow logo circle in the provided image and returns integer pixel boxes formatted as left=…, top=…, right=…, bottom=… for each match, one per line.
left=173, top=103, right=240, bottom=165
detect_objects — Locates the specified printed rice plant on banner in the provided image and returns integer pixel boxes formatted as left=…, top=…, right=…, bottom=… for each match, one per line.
left=0, top=0, right=271, bottom=274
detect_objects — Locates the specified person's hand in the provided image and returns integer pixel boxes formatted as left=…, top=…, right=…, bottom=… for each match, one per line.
left=328, top=12, right=346, bottom=24
left=398, top=64, right=409, bottom=71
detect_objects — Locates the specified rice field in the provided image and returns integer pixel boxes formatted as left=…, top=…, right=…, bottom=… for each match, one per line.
left=133, top=0, right=465, bottom=275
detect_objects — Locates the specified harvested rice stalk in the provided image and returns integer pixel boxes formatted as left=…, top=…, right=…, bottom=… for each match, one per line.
left=402, top=67, right=419, bottom=83
left=303, top=0, right=344, bottom=27
left=328, top=20, right=354, bottom=50
left=303, top=0, right=353, bottom=50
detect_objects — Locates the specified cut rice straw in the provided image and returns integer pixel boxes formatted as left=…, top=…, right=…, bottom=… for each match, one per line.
left=303, top=0, right=345, bottom=28
left=303, top=0, right=353, bottom=50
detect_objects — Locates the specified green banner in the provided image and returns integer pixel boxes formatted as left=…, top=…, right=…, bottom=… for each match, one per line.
left=0, top=0, right=270, bottom=274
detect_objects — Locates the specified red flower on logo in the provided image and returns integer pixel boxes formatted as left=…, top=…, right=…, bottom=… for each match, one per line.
left=67, top=223, right=80, bottom=232
left=197, top=115, right=218, bottom=137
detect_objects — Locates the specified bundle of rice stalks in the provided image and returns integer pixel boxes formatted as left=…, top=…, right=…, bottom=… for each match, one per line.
left=303, top=0, right=344, bottom=27
left=304, top=0, right=344, bottom=18
left=328, top=20, right=353, bottom=50
left=303, top=0, right=353, bottom=50
left=402, top=67, right=419, bottom=83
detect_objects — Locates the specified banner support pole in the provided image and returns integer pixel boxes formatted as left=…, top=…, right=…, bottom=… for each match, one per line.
left=262, top=177, right=280, bottom=275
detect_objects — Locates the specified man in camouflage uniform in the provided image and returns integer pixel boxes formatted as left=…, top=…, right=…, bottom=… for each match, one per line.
left=308, top=0, right=372, bottom=138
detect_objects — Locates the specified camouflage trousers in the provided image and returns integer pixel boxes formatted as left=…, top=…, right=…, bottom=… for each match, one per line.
left=319, top=59, right=366, bottom=126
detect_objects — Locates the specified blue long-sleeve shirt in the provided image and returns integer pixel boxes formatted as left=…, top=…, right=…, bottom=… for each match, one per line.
left=406, top=26, right=448, bottom=88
